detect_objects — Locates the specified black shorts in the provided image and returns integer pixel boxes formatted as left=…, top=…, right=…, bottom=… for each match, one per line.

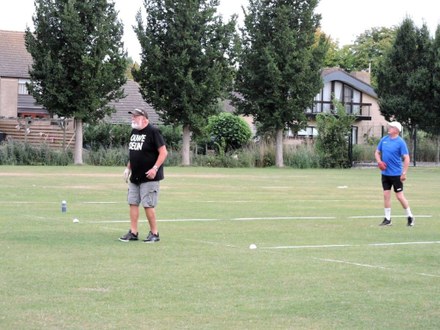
left=381, top=175, right=403, bottom=193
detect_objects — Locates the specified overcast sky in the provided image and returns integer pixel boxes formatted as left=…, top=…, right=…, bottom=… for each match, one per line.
left=1, top=0, right=439, bottom=63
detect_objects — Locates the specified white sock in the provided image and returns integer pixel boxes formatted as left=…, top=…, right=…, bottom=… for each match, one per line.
left=405, top=208, right=413, bottom=217
left=385, top=208, right=391, bottom=220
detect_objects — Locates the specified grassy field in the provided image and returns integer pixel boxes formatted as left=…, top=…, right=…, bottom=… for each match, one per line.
left=1, top=165, right=440, bottom=329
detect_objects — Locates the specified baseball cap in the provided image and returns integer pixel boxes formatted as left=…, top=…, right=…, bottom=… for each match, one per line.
left=128, top=108, right=148, bottom=118
left=388, top=121, right=402, bottom=132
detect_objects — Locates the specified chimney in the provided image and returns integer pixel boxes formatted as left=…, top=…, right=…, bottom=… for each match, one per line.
left=351, top=71, right=371, bottom=85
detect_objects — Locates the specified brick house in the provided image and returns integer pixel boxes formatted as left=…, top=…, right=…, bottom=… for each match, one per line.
left=0, top=30, right=158, bottom=147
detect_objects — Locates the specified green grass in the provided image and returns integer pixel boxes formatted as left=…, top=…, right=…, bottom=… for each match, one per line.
left=1, top=165, right=440, bottom=329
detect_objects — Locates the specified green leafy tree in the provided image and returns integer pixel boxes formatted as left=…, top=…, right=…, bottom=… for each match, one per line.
left=428, top=25, right=440, bottom=163
left=321, top=31, right=343, bottom=68
left=376, top=18, right=433, bottom=162
left=207, top=112, right=252, bottom=153
left=25, top=0, right=127, bottom=164
left=233, top=0, right=327, bottom=167
left=133, top=0, right=239, bottom=166
left=323, top=27, right=396, bottom=88
left=315, top=101, right=355, bottom=168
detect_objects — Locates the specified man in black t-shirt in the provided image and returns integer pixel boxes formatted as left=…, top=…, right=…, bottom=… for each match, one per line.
left=119, top=108, right=168, bottom=243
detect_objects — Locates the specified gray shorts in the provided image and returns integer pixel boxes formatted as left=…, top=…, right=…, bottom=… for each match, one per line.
left=127, top=181, right=160, bottom=208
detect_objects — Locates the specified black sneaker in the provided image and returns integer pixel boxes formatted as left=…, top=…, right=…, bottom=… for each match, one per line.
left=143, top=231, right=160, bottom=243
left=119, top=230, right=138, bottom=242
left=407, top=216, right=415, bottom=227
left=379, top=218, right=392, bottom=226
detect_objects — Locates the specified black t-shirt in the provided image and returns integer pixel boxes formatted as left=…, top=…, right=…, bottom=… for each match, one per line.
left=128, top=124, right=165, bottom=184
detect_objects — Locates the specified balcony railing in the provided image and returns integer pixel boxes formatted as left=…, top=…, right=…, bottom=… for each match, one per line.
left=307, top=101, right=371, bottom=118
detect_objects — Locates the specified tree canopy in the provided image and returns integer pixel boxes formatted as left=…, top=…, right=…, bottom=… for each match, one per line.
left=133, top=0, right=239, bottom=165
left=376, top=18, right=432, bottom=131
left=323, top=27, right=396, bottom=88
left=233, top=0, right=327, bottom=167
left=25, top=0, right=127, bottom=163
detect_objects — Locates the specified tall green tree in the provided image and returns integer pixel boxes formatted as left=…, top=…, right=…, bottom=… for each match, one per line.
left=233, top=0, right=327, bottom=167
left=25, top=0, right=127, bottom=164
left=376, top=18, right=433, bottom=163
left=133, top=0, right=238, bottom=166
left=429, top=25, right=440, bottom=163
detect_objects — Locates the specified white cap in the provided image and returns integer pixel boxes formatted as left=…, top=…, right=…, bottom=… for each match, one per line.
left=388, top=121, right=402, bottom=132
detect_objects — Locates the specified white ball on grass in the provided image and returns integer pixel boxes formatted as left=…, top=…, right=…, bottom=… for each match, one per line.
left=73, top=218, right=79, bottom=223
left=249, top=244, right=257, bottom=250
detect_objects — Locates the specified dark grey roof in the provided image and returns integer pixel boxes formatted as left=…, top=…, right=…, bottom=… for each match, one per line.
left=321, top=68, right=377, bottom=97
left=0, top=30, right=32, bottom=78
left=108, top=80, right=160, bottom=125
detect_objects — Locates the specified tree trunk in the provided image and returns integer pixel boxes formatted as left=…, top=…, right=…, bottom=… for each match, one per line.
left=182, top=125, right=191, bottom=166
left=275, top=128, right=284, bottom=168
left=74, top=118, right=83, bottom=165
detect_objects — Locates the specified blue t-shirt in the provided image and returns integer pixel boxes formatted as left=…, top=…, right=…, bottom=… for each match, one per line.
left=377, top=135, right=409, bottom=176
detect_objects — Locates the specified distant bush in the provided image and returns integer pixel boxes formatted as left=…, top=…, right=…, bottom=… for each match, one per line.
left=0, top=141, right=72, bottom=165
left=158, top=125, right=182, bottom=151
left=84, top=146, right=128, bottom=166
left=284, top=144, right=320, bottom=168
left=352, top=144, right=376, bottom=162
left=83, top=122, right=131, bottom=150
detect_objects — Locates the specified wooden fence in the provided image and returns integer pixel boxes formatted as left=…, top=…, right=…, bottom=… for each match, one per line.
left=0, top=118, right=75, bottom=149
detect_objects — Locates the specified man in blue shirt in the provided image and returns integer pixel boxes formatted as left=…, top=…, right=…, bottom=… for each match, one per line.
left=375, top=121, right=414, bottom=226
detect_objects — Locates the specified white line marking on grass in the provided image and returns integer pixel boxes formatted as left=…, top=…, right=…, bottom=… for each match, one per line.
left=369, top=241, right=440, bottom=246
left=265, top=241, right=440, bottom=250
left=88, top=218, right=221, bottom=223
left=234, top=216, right=336, bottom=221
left=314, top=257, right=440, bottom=278
left=268, top=244, right=355, bottom=249
left=314, top=258, right=388, bottom=270
left=88, top=216, right=337, bottom=224
left=82, top=202, right=119, bottom=204
left=183, top=238, right=238, bottom=248
left=160, top=218, right=221, bottom=222
left=348, top=215, right=432, bottom=219
left=88, top=220, right=130, bottom=223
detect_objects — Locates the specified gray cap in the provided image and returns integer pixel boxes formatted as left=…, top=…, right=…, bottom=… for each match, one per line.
left=128, top=108, right=148, bottom=118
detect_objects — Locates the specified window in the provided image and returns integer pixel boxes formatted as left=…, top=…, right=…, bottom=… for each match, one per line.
left=18, top=79, right=30, bottom=95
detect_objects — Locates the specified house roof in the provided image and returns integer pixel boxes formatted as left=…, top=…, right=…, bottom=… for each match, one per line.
left=0, top=30, right=33, bottom=78
left=108, top=80, right=160, bottom=125
left=0, top=30, right=159, bottom=124
left=321, top=68, right=377, bottom=98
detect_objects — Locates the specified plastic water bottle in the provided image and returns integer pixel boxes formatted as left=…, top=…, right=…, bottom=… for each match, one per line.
left=61, top=200, right=67, bottom=213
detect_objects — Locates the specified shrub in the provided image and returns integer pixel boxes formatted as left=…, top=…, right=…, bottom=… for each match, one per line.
left=157, top=125, right=182, bottom=151
left=0, top=141, right=72, bottom=165
left=284, top=144, right=320, bottom=168
left=84, top=146, right=128, bottom=166
left=207, top=113, right=252, bottom=154
left=83, top=122, right=131, bottom=150
left=315, top=102, right=355, bottom=168
left=352, top=144, right=376, bottom=162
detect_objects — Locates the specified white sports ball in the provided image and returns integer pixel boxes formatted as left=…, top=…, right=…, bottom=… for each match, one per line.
left=249, top=244, right=257, bottom=250
left=73, top=218, right=79, bottom=223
